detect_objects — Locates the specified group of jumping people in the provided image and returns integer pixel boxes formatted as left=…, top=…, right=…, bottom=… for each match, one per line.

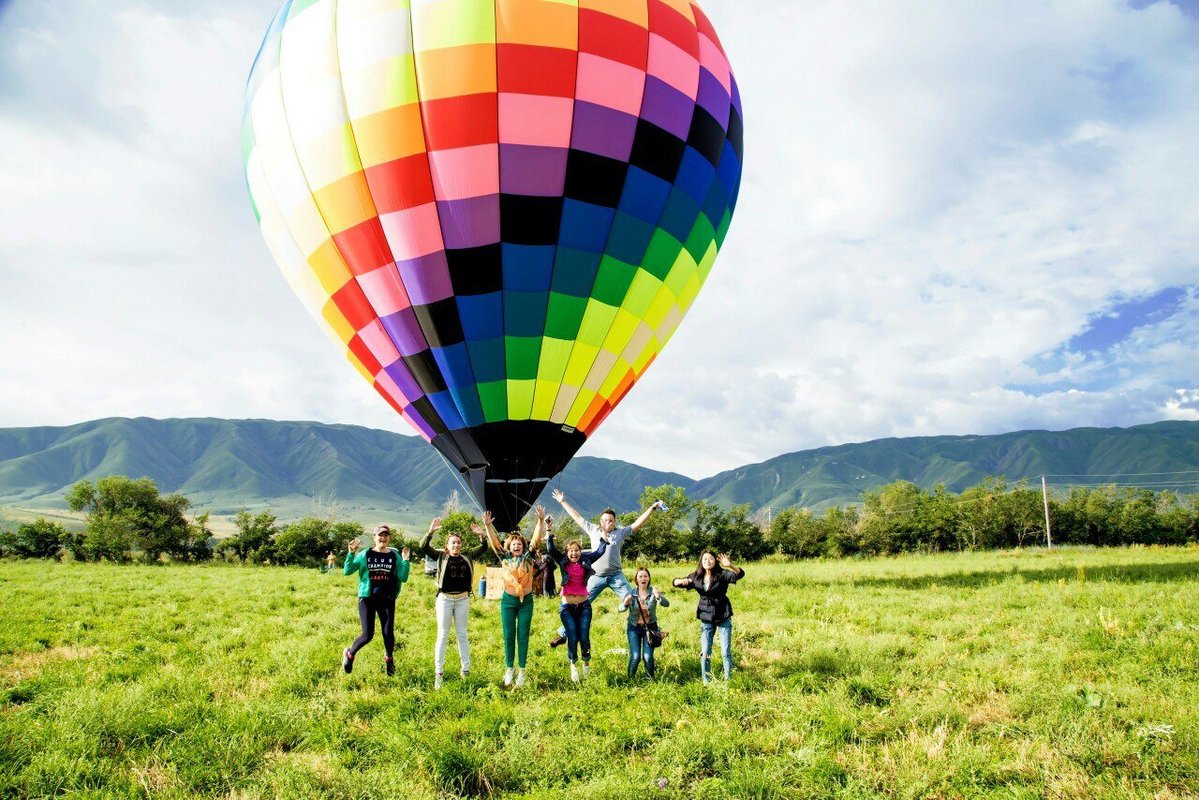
left=340, top=489, right=745, bottom=688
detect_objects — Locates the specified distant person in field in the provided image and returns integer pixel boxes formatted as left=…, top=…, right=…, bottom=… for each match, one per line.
left=419, top=517, right=487, bottom=690
left=672, top=551, right=744, bottom=686
left=342, top=524, right=411, bottom=676
left=621, top=566, right=669, bottom=680
left=545, top=525, right=609, bottom=682
left=548, top=488, right=664, bottom=648
left=478, top=506, right=547, bottom=687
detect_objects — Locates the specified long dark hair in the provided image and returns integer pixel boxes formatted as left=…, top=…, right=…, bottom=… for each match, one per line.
left=692, top=550, right=719, bottom=581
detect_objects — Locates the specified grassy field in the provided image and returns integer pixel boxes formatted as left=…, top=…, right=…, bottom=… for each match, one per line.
left=2, top=546, right=1198, bottom=799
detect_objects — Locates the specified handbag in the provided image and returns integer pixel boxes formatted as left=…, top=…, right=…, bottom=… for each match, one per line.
left=636, top=594, right=668, bottom=648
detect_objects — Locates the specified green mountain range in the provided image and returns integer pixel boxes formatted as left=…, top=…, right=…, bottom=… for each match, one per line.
left=1, top=418, right=1196, bottom=524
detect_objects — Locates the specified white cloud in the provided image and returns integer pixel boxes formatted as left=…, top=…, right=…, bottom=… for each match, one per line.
left=1, top=0, right=1197, bottom=478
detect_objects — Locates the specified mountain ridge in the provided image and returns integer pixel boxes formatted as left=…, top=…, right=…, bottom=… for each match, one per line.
left=1, top=417, right=1196, bottom=521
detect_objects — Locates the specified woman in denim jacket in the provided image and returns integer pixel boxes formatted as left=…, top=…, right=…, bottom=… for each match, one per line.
left=672, top=551, right=744, bottom=686
left=620, top=566, right=669, bottom=679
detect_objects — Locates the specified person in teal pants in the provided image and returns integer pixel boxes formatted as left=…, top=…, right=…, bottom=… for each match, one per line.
left=478, top=508, right=546, bottom=687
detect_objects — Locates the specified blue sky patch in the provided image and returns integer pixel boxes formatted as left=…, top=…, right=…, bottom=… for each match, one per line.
left=1067, top=287, right=1186, bottom=353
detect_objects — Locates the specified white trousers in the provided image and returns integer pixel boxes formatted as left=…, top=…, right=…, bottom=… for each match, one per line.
left=434, top=594, right=471, bottom=673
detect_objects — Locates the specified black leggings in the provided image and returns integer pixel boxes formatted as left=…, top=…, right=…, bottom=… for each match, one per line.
left=349, top=594, right=396, bottom=658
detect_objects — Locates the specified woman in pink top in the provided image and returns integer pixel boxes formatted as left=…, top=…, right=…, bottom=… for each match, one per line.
left=545, top=531, right=608, bottom=682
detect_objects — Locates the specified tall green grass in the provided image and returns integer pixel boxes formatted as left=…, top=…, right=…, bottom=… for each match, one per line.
left=2, top=546, right=1198, bottom=798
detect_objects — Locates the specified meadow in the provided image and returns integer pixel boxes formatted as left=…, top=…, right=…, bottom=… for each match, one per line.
left=2, top=546, right=1198, bottom=799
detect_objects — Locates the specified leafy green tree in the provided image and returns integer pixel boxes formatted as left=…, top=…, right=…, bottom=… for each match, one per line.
left=219, top=510, right=279, bottom=563
left=820, top=505, right=861, bottom=557
left=65, top=476, right=198, bottom=561
left=622, top=484, right=693, bottom=560
left=81, top=514, right=135, bottom=562
left=273, top=518, right=365, bottom=566
left=7, top=518, right=69, bottom=558
left=768, top=507, right=827, bottom=559
left=857, top=481, right=926, bottom=555
left=686, top=500, right=770, bottom=560
left=956, top=478, right=1011, bottom=551
left=187, top=512, right=214, bottom=561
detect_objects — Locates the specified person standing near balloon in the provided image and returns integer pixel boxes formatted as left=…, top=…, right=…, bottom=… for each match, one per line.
left=419, top=517, right=487, bottom=690
left=479, top=507, right=547, bottom=687
left=545, top=529, right=609, bottom=682
left=621, top=567, right=670, bottom=680
left=342, top=524, right=411, bottom=676
left=672, top=551, right=744, bottom=686
left=548, top=489, right=663, bottom=648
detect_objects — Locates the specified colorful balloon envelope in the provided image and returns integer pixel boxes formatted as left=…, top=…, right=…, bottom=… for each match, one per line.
left=243, top=0, right=743, bottom=531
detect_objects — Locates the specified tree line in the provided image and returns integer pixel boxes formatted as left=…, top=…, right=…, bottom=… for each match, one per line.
left=2, top=475, right=1197, bottom=564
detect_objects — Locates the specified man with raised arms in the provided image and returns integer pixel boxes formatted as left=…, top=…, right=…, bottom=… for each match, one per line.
left=547, top=488, right=664, bottom=650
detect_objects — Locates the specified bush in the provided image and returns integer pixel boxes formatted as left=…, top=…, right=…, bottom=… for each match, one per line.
left=273, top=518, right=365, bottom=566
left=218, top=510, right=278, bottom=563
left=9, top=519, right=70, bottom=558
left=65, top=476, right=208, bottom=562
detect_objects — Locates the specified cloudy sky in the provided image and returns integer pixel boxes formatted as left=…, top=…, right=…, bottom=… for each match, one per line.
left=1, top=0, right=1197, bottom=478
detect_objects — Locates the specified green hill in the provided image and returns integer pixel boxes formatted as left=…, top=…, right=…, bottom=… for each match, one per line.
left=691, top=421, right=1199, bottom=510
left=0, top=418, right=691, bottom=524
left=0, top=418, right=1195, bottom=522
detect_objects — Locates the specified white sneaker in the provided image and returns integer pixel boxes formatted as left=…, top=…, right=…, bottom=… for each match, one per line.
left=434, top=672, right=443, bottom=690
left=570, top=663, right=580, bottom=682
left=503, top=668, right=513, bottom=686
left=515, top=669, right=527, bottom=688
left=582, top=662, right=591, bottom=678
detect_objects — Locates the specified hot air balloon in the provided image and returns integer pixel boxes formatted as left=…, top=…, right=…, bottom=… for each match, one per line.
left=243, top=0, right=743, bottom=531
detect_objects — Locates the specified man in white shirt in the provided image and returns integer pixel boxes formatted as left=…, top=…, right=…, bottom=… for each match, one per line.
left=548, top=488, right=663, bottom=649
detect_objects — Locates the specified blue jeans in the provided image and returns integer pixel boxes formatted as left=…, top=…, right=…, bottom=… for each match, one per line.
left=557, top=572, right=634, bottom=636
left=627, top=625, right=655, bottom=679
left=699, top=619, right=733, bottom=681
left=559, top=601, right=593, bottom=663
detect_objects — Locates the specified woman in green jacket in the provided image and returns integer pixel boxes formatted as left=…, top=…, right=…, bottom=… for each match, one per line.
left=342, top=524, right=410, bottom=676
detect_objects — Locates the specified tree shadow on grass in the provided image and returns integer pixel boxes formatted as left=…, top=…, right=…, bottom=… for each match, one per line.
left=847, top=560, right=1199, bottom=591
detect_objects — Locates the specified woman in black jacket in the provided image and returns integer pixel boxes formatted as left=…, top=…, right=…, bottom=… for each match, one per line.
left=672, top=550, right=744, bottom=685
left=546, top=531, right=608, bottom=682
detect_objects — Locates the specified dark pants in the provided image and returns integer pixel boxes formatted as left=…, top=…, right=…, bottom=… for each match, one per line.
left=349, top=594, right=396, bottom=658
left=559, top=600, right=593, bottom=663
left=627, top=625, right=655, bottom=678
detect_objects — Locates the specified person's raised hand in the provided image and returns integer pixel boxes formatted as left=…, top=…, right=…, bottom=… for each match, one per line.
left=653, top=587, right=662, bottom=601
left=718, top=553, right=732, bottom=569
left=347, top=538, right=360, bottom=553
left=401, top=546, right=411, bottom=560
left=481, top=510, right=494, bottom=528
left=470, top=523, right=485, bottom=538
left=551, top=488, right=565, bottom=503
left=428, top=517, right=442, bottom=534
left=534, top=505, right=547, bottom=521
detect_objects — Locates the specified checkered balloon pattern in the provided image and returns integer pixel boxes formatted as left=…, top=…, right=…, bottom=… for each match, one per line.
left=244, top=0, right=742, bottom=529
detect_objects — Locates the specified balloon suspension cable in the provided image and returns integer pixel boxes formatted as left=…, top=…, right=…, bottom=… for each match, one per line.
left=435, top=451, right=483, bottom=518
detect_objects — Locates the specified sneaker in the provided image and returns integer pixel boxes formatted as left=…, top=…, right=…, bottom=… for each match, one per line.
left=570, top=663, right=580, bottom=683
left=582, top=662, right=591, bottom=678
left=342, top=649, right=354, bottom=674
left=460, top=669, right=470, bottom=678
left=503, top=668, right=514, bottom=687
left=549, top=634, right=566, bottom=648
left=384, top=657, right=395, bottom=676
left=515, top=669, right=527, bottom=688
left=434, top=672, right=443, bottom=690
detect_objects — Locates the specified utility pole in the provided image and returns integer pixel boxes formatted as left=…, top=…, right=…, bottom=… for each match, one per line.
left=1041, top=476, right=1053, bottom=550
